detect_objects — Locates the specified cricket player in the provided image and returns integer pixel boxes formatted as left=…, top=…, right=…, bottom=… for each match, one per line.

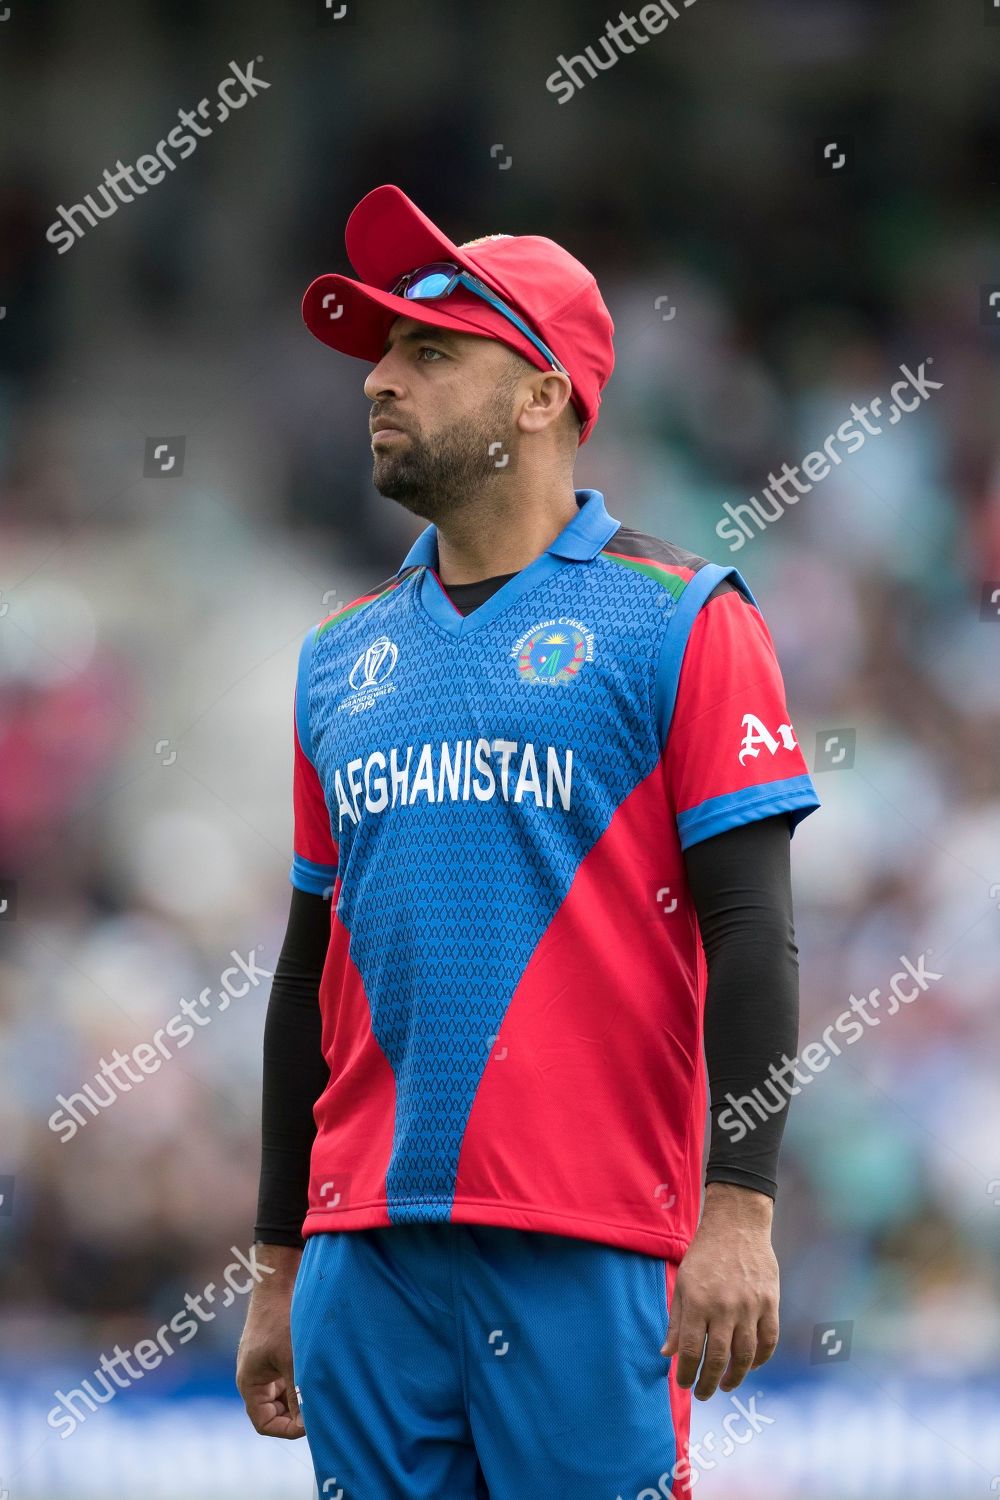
left=236, top=184, right=820, bottom=1499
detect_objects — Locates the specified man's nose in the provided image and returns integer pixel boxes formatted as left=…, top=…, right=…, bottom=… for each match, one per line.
left=363, top=356, right=404, bottom=404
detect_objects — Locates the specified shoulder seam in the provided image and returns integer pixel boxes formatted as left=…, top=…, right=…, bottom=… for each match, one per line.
left=652, top=562, right=755, bottom=748
left=316, top=568, right=418, bottom=638
left=600, top=546, right=704, bottom=605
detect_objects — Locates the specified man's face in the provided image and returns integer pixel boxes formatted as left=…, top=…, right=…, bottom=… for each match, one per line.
left=362, top=317, right=525, bottom=525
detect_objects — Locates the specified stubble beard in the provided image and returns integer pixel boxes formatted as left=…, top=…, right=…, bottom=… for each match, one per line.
left=371, top=383, right=519, bottom=527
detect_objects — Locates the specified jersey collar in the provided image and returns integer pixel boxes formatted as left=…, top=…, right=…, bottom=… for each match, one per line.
left=393, top=488, right=620, bottom=577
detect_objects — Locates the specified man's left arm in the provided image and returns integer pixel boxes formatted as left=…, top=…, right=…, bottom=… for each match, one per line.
left=662, top=812, right=799, bottom=1400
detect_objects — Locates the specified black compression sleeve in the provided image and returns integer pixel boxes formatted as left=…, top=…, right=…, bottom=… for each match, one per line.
left=683, top=813, right=800, bottom=1199
left=253, top=886, right=331, bottom=1247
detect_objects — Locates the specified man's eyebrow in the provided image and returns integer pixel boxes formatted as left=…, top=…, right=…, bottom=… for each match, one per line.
left=381, top=324, right=461, bottom=357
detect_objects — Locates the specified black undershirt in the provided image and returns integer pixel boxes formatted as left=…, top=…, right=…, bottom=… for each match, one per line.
left=440, top=572, right=518, bottom=609
left=254, top=573, right=800, bottom=1246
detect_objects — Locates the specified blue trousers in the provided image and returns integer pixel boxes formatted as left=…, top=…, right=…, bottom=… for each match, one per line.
left=290, top=1222, right=679, bottom=1499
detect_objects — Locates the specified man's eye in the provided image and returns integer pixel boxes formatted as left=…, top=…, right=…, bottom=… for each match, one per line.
left=417, top=346, right=444, bottom=361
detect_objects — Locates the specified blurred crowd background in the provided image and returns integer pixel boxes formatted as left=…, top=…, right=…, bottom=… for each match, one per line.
left=1, top=0, right=999, bottom=1495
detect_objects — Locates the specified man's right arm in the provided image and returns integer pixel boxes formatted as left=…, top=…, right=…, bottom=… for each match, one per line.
left=254, top=885, right=331, bottom=1246
left=236, top=885, right=331, bottom=1439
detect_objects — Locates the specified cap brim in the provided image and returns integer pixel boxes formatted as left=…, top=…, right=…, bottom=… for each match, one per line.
left=303, top=273, right=531, bottom=360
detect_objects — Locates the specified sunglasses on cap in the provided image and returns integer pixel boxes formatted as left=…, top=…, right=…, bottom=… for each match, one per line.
left=390, top=261, right=570, bottom=379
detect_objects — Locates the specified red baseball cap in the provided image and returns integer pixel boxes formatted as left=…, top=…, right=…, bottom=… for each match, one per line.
left=302, top=184, right=614, bottom=444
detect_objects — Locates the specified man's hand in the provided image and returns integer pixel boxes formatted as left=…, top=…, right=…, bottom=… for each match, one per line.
left=661, top=1183, right=779, bottom=1401
left=235, top=1243, right=305, bottom=1439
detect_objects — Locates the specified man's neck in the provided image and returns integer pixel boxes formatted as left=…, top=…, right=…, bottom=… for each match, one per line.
left=434, top=480, right=580, bottom=586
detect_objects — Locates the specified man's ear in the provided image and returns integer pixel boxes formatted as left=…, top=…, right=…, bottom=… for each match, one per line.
left=517, top=372, right=574, bottom=437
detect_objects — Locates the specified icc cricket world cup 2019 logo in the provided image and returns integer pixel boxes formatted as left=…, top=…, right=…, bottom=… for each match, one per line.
left=339, top=634, right=400, bottom=714
left=513, top=618, right=594, bottom=685
left=349, top=635, right=398, bottom=691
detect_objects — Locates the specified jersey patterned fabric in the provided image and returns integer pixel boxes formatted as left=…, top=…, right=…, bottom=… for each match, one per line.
left=289, top=489, right=820, bottom=1264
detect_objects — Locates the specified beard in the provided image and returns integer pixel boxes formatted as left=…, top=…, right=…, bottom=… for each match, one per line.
left=370, top=379, right=520, bottom=526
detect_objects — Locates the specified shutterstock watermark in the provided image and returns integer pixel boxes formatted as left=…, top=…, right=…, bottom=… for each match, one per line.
left=546, top=2, right=699, bottom=105
left=719, top=951, right=943, bottom=1143
left=619, top=1390, right=775, bottom=1499
left=715, top=359, right=943, bottom=552
left=46, top=58, right=270, bottom=254
left=46, top=1245, right=273, bottom=1439
left=47, top=947, right=272, bottom=1143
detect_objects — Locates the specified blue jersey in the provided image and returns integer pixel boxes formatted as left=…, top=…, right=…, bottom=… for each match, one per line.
left=289, top=488, right=820, bottom=1261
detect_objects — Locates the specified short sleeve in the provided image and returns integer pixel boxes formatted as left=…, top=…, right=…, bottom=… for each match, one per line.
left=289, top=627, right=339, bottom=895
left=663, top=588, right=821, bottom=851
